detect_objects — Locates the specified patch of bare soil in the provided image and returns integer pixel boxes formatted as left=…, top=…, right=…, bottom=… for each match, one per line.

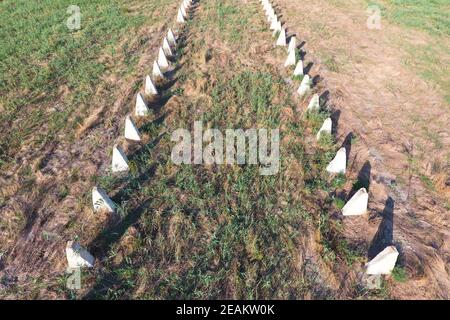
left=274, top=0, right=450, bottom=299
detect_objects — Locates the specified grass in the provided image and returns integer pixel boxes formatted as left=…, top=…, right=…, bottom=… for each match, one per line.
left=392, top=266, right=408, bottom=282
left=0, top=0, right=407, bottom=300
left=87, top=69, right=319, bottom=299
left=333, top=197, right=346, bottom=210
left=371, top=0, right=450, bottom=37
left=72, top=0, right=358, bottom=300
left=322, top=55, right=340, bottom=72
left=366, top=0, right=450, bottom=103
left=0, top=0, right=172, bottom=169
left=0, top=0, right=181, bottom=298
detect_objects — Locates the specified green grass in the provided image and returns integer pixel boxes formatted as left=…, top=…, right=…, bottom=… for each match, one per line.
left=87, top=69, right=323, bottom=299
left=0, top=0, right=398, bottom=300
left=392, top=266, right=408, bottom=282
left=333, top=197, right=346, bottom=210
left=331, top=173, right=346, bottom=189
left=77, top=0, right=351, bottom=300
left=0, top=0, right=170, bottom=168
left=366, top=0, right=450, bottom=103
left=366, top=0, right=450, bottom=37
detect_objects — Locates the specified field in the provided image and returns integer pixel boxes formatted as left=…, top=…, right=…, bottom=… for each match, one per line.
left=0, top=0, right=449, bottom=299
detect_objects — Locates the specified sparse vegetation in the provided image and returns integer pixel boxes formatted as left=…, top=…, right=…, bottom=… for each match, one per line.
left=367, top=0, right=450, bottom=103
left=392, top=266, right=408, bottom=282
left=0, top=0, right=448, bottom=301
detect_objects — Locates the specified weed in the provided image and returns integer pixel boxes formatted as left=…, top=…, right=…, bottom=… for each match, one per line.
left=331, top=173, right=346, bottom=189
left=333, top=197, right=346, bottom=209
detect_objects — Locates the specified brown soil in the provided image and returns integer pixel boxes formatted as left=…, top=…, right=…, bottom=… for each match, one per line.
left=273, top=0, right=450, bottom=299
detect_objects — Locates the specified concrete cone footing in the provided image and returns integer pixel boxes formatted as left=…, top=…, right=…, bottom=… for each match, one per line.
left=365, top=246, right=399, bottom=275
left=326, top=147, right=346, bottom=174
left=66, top=241, right=95, bottom=268
left=135, top=92, right=150, bottom=116
left=342, top=188, right=368, bottom=216
left=112, top=145, right=129, bottom=173
left=124, top=115, right=141, bottom=142
left=92, top=186, right=115, bottom=213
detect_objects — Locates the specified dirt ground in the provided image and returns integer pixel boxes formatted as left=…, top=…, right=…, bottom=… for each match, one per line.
left=272, top=0, right=450, bottom=299
left=0, top=0, right=449, bottom=299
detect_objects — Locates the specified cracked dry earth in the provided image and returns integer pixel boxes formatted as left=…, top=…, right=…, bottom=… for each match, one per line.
left=0, top=0, right=449, bottom=299
left=273, top=0, right=450, bottom=298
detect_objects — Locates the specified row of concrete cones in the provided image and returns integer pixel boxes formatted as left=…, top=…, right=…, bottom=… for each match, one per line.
left=67, top=0, right=397, bottom=280
left=66, top=0, right=195, bottom=270
left=261, top=0, right=399, bottom=277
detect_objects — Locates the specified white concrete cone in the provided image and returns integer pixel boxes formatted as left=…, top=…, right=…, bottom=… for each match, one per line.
left=273, top=21, right=282, bottom=35
left=276, top=28, right=286, bottom=46
left=92, top=186, right=115, bottom=213
left=124, top=115, right=141, bottom=142
left=135, top=92, right=150, bottom=116
left=293, top=60, right=304, bottom=76
left=270, top=17, right=278, bottom=30
left=158, top=47, right=169, bottom=69
left=365, top=246, right=399, bottom=275
left=273, top=20, right=283, bottom=36
left=112, top=145, right=129, bottom=173
left=297, top=74, right=311, bottom=97
left=288, top=36, right=296, bottom=53
left=144, top=75, right=158, bottom=96
left=180, top=5, right=187, bottom=18
left=167, top=28, right=177, bottom=46
left=326, top=147, right=347, bottom=174
left=66, top=241, right=95, bottom=268
left=177, top=9, right=185, bottom=23
left=307, top=94, right=320, bottom=111
left=316, top=117, right=332, bottom=140
left=284, top=49, right=296, bottom=67
left=152, top=61, right=164, bottom=79
left=163, top=37, right=173, bottom=57
left=268, top=11, right=276, bottom=23
left=270, top=10, right=278, bottom=22
left=342, top=188, right=368, bottom=216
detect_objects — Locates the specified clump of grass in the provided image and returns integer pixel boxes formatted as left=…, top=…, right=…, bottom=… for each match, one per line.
left=392, top=266, right=408, bottom=282
left=5, top=0, right=367, bottom=300
left=322, top=55, right=340, bottom=72
left=333, top=197, right=346, bottom=210
left=336, top=240, right=364, bottom=266
left=295, top=49, right=302, bottom=61
left=331, top=173, right=346, bottom=189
